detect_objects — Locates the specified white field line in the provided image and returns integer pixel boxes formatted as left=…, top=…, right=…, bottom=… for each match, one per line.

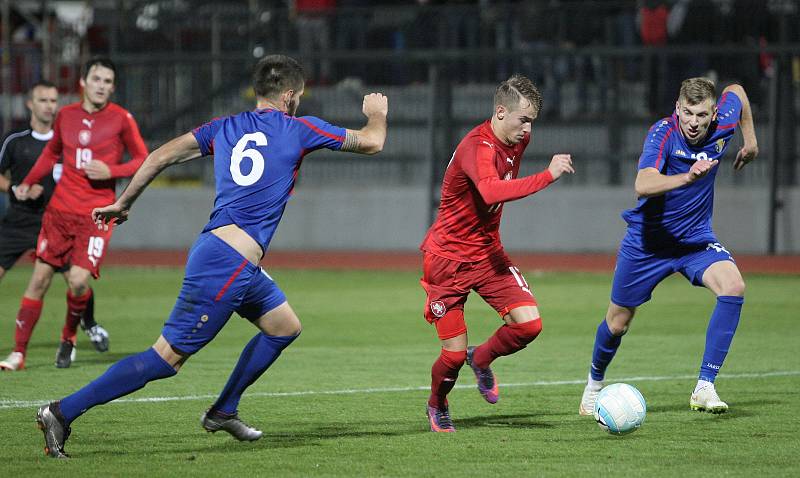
left=1, top=370, right=798, bottom=411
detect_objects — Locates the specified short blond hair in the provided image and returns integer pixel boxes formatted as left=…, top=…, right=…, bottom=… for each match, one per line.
left=494, top=74, right=542, bottom=114
left=679, top=77, right=716, bottom=105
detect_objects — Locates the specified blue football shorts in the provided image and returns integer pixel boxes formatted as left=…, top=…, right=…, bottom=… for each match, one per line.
left=610, top=241, right=736, bottom=308
left=161, top=232, right=287, bottom=355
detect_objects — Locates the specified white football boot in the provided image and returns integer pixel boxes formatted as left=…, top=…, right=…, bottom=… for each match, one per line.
left=0, top=351, right=25, bottom=371
left=690, top=381, right=729, bottom=414
left=579, top=376, right=604, bottom=416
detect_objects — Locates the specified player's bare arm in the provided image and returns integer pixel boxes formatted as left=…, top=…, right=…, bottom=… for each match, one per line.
left=724, top=84, right=758, bottom=171
left=0, top=173, right=10, bottom=192
left=93, top=132, right=202, bottom=228
left=341, top=93, right=388, bottom=154
left=634, top=160, right=718, bottom=198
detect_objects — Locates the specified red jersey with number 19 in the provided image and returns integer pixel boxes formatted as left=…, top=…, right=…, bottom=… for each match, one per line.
left=23, top=102, right=148, bottom=215
left=420, top=120, right=554, bottom=262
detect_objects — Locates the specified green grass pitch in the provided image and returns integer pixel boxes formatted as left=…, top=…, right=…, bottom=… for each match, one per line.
left=1, top=266, right=798, bottom=476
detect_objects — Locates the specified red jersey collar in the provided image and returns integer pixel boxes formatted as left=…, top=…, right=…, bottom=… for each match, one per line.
left=81, top=101, right=112, bottom=115
left=481, top=119, right=524, bottom=152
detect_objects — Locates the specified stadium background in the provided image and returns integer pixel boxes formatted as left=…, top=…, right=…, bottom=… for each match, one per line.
left=2, top=0, right=799, bottom=257
left=2, top=2, right=799, bottom=474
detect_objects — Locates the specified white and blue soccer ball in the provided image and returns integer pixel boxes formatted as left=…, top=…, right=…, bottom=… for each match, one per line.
left=593, top=383, right=646, bottom=435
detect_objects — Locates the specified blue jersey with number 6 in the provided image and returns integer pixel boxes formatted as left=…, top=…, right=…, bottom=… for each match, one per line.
left=192, top=108, right=345, bottom=251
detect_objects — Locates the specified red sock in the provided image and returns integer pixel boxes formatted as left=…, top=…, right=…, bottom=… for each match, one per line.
left=428, top=349, right=466, bottom=409
left=14, top=297, right=44, bottom=354
left=472, top=319, right=543, bottom=369
left=61, top=289, right=92, bottom=344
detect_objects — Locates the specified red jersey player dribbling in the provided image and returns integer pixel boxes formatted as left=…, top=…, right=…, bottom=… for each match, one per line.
left=13, top=57, right=148, bottom=369
left=421, top=75, right=574, bottom=432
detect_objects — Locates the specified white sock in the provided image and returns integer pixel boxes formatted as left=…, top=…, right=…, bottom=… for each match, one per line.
left=587, top=373, right=604, bottom=391
left=694, top=379, right=714, bottom=394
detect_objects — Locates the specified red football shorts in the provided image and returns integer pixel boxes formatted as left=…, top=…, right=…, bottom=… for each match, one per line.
left=36, top=208, right=113, bottom=278
left=420, top=251, right=538, bottom=340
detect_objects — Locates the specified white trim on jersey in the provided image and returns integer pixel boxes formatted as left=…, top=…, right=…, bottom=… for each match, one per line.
left=31, top=130, right=54, bottom=141
left=0, top=129, right=32, bottom=168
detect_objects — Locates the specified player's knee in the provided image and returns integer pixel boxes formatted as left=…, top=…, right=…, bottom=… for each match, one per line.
left=723, top=278, right=745, bottom=297
left=512, top=318, right=542, bottom=345
left=265, top=314, right=302, bottom=337
left=284, top=319, right=302, bottom=337
left=66, top=274, right=90, bottom=295
left=440, top=348, right=467, bottom=369
left=607, top=322, right=629, bottom=336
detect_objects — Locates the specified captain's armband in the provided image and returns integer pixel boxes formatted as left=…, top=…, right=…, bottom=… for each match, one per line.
left=340, top=130, right=361, bottom=152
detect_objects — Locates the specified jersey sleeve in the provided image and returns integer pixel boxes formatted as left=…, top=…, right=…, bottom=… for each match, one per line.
left=0, top=132, right=14, bottom=174
left=108, top=111, right=150, bottom=178
left=295, top=116, right=346, bottom=152
left=638, top=118, right=676, bottom=172
left=192, top=117, right=225, bottom=157
left=23, top=113, right=63, bottom=185
left=463, top=142, right=554, bottom=205
left=716, top=90, right=743, bottom=131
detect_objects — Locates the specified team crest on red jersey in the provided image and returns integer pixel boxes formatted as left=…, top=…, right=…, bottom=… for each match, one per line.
left=79, top=130, right=92, bottom=146
left=430, top=301, right=446, bottom=318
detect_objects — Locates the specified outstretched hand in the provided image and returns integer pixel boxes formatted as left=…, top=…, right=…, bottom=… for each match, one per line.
left=733, top=144, right=758, bottom=171
left=687, top=159, right=719, bottom=183
left=92, top=202, right=129, bottom=231
left=547, top=154, right=575, bottom=180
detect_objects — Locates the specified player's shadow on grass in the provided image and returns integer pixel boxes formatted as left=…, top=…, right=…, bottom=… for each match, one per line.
left=259, top=424, right=423, bottom=448
left=25, top=342, right=132, bottom=367
left=74, top=352, right=131, bottom=364
left=647, top=399, right=782, bottom=418
left=457, top=413, right=554, bottom=429
left=79, top=425, right=424, bottom=456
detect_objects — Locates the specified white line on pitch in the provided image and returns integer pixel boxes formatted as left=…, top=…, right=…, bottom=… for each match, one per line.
left=1, top=370, right=798, bottom=411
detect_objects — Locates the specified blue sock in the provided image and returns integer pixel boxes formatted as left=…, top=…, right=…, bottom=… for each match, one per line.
left=699, top=296, right=744, bottom=383
left=590, top=320, right=623, bottom=381
left=60, top=348, right=177, bottom=425
left=211, top=332, right=299, bottom=415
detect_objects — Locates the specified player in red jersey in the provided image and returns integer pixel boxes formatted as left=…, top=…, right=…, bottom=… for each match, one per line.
left=421, top=75, right=574, bottom=432
left=13, top=57, right=148, bottom=369
left=0, top=81, right=103, bottom=371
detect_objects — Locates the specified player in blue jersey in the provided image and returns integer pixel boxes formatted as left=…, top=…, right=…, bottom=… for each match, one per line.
left=578, top=77, right=758, bottom=416
left=35, top=54, right=388, bottom=458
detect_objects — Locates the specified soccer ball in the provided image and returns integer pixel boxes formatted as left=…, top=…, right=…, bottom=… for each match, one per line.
left=593, top=383, right=646, bottom=435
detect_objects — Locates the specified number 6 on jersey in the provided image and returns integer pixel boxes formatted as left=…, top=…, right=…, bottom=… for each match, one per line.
left=230, top=132, right=267, bottom=186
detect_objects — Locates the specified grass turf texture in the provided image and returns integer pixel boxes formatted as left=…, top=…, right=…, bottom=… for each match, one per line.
left=1, top=266, right=798, bottom=476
